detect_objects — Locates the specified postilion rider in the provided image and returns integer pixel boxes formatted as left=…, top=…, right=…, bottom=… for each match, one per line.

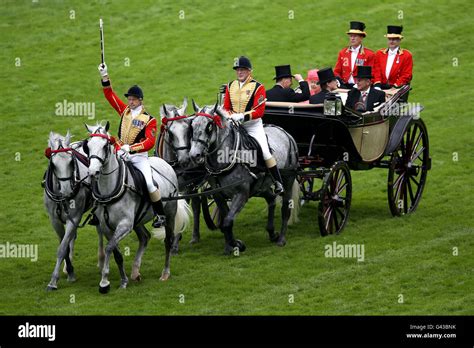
left=222, top=56, right=285, bottom=195
left=98, top=63, right=166, bottom=229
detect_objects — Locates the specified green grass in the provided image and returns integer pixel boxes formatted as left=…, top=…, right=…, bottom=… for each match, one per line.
left=0, top=0, right=473, bottom=315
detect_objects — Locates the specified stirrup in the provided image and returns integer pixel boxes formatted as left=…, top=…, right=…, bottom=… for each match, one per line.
left=152, top=215, right=166, bottom=228
left=273, top=181, right=284, bottom=196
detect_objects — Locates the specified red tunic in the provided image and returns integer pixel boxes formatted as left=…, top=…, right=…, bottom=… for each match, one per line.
left=334, top=46, right=375, bottom=83
left=223, top=77, right=266, bottom=121
left=373, top=48, right=413, bottom=87
left=102, top=80, right=157, bottom=153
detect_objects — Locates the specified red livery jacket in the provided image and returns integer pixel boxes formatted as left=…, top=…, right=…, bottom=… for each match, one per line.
left=102, top=80, right=157, bottom=153
left=334, top=45, right=375, bottom=83
left=223, top=76, right=266, bottom=121
left=373, top=48, right=413, bottom=87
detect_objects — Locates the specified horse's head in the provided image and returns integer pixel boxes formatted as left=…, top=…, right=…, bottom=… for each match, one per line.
left=189, top=102, right=227, bottom=164
left=84, top=121, right=115, bottom=177
left=160, top=97, right=194, bottom=167
left=48, top=131, right=74, bottom=188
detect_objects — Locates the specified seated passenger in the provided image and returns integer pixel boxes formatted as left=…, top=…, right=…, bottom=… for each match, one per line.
left=345, top=66, right=385, bottom=112
left=306, top=69, right=320, bottom=96
left=309, top=67, right=339, bottom=104
left=266, top=65, right=310, bottom=102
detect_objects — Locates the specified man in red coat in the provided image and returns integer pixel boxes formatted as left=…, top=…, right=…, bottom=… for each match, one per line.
left=334, top=21, right=375, bottom=89
left=98, top=63, right=166, bottom=229
left=222, top=56, right=284, bottom=195
left=373, top=25, right=413, bottom=90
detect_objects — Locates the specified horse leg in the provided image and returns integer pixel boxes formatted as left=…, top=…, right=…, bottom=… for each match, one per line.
left=171, top=232, right=182, bottom=256
left=131, top=225, right=151, bottom=281
left=63, top=231, right=76, bottom=274
left=220, top=191, right=248, bottom=255
left=97, top=227, right=105, bottom=271
left=277, top=177, right=294, bottom=247
left=47, top=219, right=77, bottom=290
left=189, top=196, right=201, bottom=244
left=263, top=193, right=278, bottom=242
left=160, top=223, right=174, bottom=281
left=99, top=222, right=132, bottom=293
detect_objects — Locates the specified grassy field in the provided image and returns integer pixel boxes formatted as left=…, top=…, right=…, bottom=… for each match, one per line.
left=0, top=0, right=473, bottom=315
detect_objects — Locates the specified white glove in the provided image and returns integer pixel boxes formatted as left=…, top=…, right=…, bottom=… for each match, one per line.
left=120, top=144, right=130, bottom=152
left=98, top=63, right=108, bottom=77
left=117, top=149, right=130, bottom=161
left=336, top=79, right=341, bottom=88
left=231, top=113, right=245, bottom=123
left=374, top=86, right=382, bottom=91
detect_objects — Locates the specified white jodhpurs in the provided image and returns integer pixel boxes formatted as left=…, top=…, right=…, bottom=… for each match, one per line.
left=130, top=153, right=157, bottom=193
left=242, top=118, right=273, bottom=161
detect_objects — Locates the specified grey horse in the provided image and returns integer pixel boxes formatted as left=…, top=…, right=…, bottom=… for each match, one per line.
left=189, top=104, right=300, bottom=255
left=44, top=131, right=92, bottom=290
left=158, top=99, right=208, bottom=246
left=85, top=122, right=190, bottom=293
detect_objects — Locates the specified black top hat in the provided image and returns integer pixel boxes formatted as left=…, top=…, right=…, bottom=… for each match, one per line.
left=233, top=56, right=252, bottom=70
left=317, top=67, right=337, bottom=85
left=385, top=25, right=404, bottom=39
left=273, top=65, right=294, bottom=80
left=346, top=21, right=367, bottom=37
left=354, top=66, right=373, bottom=79
left=124, top=85, right=144, bottom=99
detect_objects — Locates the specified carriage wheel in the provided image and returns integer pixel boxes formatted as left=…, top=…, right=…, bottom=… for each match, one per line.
left=318, top=161, right=352, bottom=236
left=387, top=119, right=430, bottom=216
left=201, top=196, right=223, bottom=230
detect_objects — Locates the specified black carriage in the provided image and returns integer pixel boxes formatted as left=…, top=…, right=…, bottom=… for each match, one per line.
left=263, top=86, right=431, bottom=236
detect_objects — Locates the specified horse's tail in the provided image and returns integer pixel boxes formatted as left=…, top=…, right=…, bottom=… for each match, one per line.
left=173, top=199, right=191, bottom=236
left=288, top=179, right=300, bottom=225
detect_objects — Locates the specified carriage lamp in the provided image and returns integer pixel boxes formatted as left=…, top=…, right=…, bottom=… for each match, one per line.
left=324, top=94, right=343, bottom=117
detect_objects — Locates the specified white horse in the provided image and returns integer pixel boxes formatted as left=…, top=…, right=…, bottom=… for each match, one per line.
left=85, top=122, right=190, bottom=293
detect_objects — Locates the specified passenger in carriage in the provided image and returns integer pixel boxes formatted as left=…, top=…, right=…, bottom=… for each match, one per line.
left=266, top=65, right=310, bottom=102
left=309, top=67, right=339, bottom=104
left=373, top=25, right=413, bottom=91
left=345, top=66, right=385, bottom=112
left=334, top=21, right=375, bottom=89
left=306, top=69, right=321, bottom=96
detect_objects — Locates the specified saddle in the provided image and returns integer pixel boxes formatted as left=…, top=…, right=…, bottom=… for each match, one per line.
left=235, top=123, right=271, bottom=173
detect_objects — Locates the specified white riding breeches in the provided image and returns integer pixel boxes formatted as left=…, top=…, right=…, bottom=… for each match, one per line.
left=242, top=118, right=273, bottom=160
left=130, top=153, right=157, bottom=193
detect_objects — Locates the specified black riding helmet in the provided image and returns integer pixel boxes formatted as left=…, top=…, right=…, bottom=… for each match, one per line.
left=233, top=56, right=252, bottom=70
left=124, top=85, right=144, bottom=99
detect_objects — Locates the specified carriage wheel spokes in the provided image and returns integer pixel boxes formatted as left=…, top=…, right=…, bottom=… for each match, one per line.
left=318, top=161, right=352, bottom=236
left=388, top=119, right=430, bottom=216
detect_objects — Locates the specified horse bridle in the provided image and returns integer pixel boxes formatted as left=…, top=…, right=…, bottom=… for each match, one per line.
left=87, top=132, right=116, bottom=167
left=192, top=112, right=227, bottom=153
left=161, top=115, right=192, bottom=153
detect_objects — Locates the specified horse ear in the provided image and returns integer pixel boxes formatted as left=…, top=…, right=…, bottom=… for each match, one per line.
left=48, top=131, right=54, bottom=147
left=192, top=99, right=200, bottom=112
left=105, top=121, right=110, bottom=132
left=212, top=102, right=218, bottom=114
left=65, top=130, right=72, bottom=145
left=161, top=104, right=168, bottom=118
left=178, top=97, right=188, bottom=115
left=84, top=123, right=92, bottom=133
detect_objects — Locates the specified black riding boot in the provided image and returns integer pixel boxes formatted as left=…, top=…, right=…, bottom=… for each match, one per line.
left=152, top=199, right=166, bottom=228
left=268, top=165, right=284, bottom=195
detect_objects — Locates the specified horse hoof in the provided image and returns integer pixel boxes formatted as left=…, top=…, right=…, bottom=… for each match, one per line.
left=269, top=233, right=279, bottom=243
left=99, top=284, right=110, bottom=294
left=171, top=247, right=179, bottom=256
left=131, top=273, right=141, bottom=282
left=276, top=238, right=286, bottom=247
left=119, top=283, right=128, bottom=289
left=46, top=285, right=57, bottom=292
left=235, top=240, right=246, bottom=252
left=67, top=274, right=76, bottom=282
left=189, top=237, right=200, bottom=245
left=160, top=273, right=170, bottom=281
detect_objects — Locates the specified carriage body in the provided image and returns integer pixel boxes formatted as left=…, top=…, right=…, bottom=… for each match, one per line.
left=263, top=90, right=431, bottom=236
